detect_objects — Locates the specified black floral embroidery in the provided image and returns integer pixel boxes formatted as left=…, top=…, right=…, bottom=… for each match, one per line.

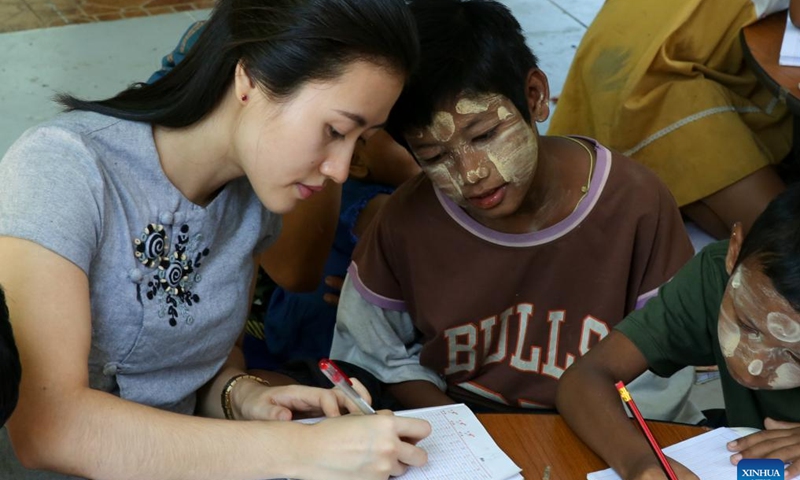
left=133, top=224, right=169, bottom=268
left=139, top=224, right=210, bottom=327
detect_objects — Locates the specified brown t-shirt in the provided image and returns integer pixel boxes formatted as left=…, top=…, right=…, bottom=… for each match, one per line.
left=347, top=139, right=693, bottom=408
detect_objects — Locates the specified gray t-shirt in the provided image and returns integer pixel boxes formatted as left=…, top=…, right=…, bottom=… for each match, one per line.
left=0, top=111, right=280, bottom=479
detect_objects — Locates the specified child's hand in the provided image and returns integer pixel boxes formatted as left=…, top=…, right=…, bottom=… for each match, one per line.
left=323, top=275, right=345, bottom=306
left=727, top=418, right=800, bottom=478
left=630, top=456, right=699, bottom=480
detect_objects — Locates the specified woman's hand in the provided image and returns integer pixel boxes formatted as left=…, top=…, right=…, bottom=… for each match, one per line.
left=295, top=412, right=431, bottom=480
left=728, top=418, right=800, bottom=478
left=234, top=377, right=373, bottom=421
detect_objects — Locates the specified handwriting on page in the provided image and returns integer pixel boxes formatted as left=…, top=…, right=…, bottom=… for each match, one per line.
left=396, top=405, right=522, bottom=480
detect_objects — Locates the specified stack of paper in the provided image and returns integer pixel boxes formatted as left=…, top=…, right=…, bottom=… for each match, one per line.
left=780, top=14, right=800, bottom=66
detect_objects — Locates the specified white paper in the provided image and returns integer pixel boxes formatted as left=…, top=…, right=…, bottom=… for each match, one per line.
left=779, top=13, right=800, bottom=66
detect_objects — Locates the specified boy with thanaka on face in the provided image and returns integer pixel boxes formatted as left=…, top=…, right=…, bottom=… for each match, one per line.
left=330, top=0, right=702, bottom=421
left=556, top=184, right=800, bottom=480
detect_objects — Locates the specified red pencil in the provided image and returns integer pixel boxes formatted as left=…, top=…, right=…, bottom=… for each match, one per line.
left=615, top=381, right=678, bottom=480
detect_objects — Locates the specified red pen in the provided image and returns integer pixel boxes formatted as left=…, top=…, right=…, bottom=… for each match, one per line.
left=319, top=359, right=376, bottom=415
left=615, top=381, right=678, bottom=480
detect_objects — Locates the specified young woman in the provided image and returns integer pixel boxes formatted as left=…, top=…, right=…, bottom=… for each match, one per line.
left=0, top=1, right=430, bottom=479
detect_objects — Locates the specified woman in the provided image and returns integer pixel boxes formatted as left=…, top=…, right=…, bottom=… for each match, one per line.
left=0, top=0, right=429, bottom=479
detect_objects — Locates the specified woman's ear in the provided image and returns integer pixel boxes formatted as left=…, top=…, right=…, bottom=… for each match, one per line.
left=725, top=222, right=745, bottom=274
left=525, top=68, right=551, bottom=123
left=234, top=61, right=257, bottom=104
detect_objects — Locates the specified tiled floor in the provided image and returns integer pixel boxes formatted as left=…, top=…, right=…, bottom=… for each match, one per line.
left=0, top=0, right=725, bottom=415
left=0, top=0, right=215, bottom=33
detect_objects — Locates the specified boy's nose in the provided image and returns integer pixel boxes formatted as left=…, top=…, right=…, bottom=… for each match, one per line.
left=458, top=149, right=490, bottom=184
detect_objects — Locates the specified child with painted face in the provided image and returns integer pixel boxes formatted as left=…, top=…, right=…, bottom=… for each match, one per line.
left=0, top=1, right=431, bottom=479
left=330, top=0, right=701, bottom=421
left=556, top=184, right=800, bottom=479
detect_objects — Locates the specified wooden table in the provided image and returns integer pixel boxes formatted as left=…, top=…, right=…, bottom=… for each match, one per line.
left=742, top=11, right=800, bottom=110
left=741, top=10, right=800, bottom=163
left=478, top=413, right=706, bottom=480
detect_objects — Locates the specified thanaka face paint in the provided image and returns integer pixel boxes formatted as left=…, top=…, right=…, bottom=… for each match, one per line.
left=405, top=92, right=540, bottom=225
left=717, top=261, right=800, bottom=390
left=429, top=112, right=455, bottom=142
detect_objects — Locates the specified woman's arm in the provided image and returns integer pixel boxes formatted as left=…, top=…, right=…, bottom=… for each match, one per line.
left=1, top=237, right=430, bottom=480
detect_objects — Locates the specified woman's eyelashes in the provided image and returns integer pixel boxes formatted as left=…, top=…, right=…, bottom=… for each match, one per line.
left=328, top=125, right=345, bottom=140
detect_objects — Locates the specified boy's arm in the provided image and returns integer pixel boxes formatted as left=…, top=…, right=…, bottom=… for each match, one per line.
left=331, top=276, right=448, bottom=406
left=556, top=331, right=682, bottom=479
left=385, top=381, right=455, bottom=409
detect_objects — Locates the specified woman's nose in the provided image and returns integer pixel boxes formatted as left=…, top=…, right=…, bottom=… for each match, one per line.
left=321, top=145, right=354, bottom=184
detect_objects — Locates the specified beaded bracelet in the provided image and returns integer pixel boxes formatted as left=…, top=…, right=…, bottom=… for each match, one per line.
left=221, top=373, right=270, bottom=420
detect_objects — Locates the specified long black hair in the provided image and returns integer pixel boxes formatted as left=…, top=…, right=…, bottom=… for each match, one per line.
left=387, top=0, right=537, bottom=139
left=736, top=184, right=800, bottom=312
left=0, top=285, right=21, bottom=426
left=58, top=0, right=419, bottom=128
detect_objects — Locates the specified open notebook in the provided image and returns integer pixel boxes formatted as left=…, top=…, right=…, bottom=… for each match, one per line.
left=294, top=403, right=522, bottom=480
left=587, top=427, right=796, bottom=480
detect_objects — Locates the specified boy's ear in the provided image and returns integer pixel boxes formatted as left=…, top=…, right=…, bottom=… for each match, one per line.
left=525, top=68, right=551, bottom=123
left=725, top=222, right=745, bottom=274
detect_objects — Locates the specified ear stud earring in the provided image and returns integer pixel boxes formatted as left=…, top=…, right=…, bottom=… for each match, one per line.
left=241, top=94, right=248, bottom=102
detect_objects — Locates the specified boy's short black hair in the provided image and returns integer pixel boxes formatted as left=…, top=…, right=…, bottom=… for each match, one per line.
left=386, top=0, right=538, bottom=140
left=736, top=184, right=800, bottom=312
left=0, top=285, right=21, bottom=425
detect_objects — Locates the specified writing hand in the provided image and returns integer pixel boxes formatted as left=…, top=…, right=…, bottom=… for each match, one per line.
left=728, top=418, right=800, bottom=478
left=323, top=275, right=345, bottom=306
left=237, top=378, right=374, bottom=421
left=298, top=413, right=431, bottom=480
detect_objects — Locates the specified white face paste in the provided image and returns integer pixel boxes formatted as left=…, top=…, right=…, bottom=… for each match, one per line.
left=747, top=359, right=763, bottom=376
left=766, top=312, right=800, bottom=343
left=718, top=315, right=741, bottom=358
left=497, top=106, right=514, bottom=121
left=486, top=122, right=538, bottom=185
left=768, top=362, right=800, bottom=388
left=731, top=268, right=743, bottom=289
left=455, top=97, right=491, bottom=115
left=429, top=112, right=455, bottom=142
left=423, top=159, right=464, bottom=202
left=466, top=166, right=490, bottom=184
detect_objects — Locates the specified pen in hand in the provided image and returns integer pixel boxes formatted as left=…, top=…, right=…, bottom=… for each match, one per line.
left=319, top=358, right=376, bottom=415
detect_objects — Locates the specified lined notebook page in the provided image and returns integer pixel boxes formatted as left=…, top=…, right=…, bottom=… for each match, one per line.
left=293, top=404, right=521, bottom=480
left=587, top=428, right=741, bottom=480
left=395, top=404, right=522, bottom=480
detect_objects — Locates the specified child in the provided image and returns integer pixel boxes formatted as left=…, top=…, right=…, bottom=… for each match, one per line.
left=0, top=286, right=20, bottom=426
left=556, top=184, right=800, bottom=479
left=330, top=0, right=701, bottom=422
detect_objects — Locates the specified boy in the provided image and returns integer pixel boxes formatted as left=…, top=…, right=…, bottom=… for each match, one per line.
left=0, top=286, right=21, bottom=425
left=556, top=185, right=800, bottom=479
left=330, top=0, right=701, bottom=422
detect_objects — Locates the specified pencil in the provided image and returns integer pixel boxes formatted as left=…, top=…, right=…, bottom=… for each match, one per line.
left=615, top=381, right=678, bottom=480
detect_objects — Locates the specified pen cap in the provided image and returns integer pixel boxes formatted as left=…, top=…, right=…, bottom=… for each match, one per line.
left=319, top=359, right=352, bottom=386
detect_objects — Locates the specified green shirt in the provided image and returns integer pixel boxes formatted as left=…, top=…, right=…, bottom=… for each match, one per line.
left=617, top=240, right=800, bottom=428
